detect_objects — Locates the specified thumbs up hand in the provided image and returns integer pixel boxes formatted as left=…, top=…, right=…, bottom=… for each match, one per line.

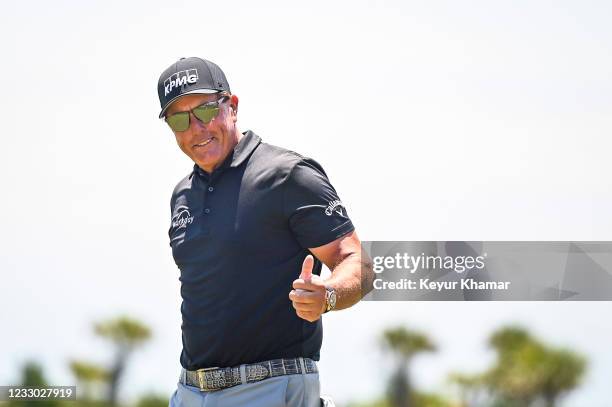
left=298, top=254, right=315, bottom=282
left=289, top=255, right=327, bottom=322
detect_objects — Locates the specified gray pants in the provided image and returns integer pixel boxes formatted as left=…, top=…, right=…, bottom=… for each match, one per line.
left=169, top=371, right=321, bottom=407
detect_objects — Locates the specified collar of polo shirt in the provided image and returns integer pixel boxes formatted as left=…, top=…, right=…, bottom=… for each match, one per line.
left=192, top=130, right=262, bottom=178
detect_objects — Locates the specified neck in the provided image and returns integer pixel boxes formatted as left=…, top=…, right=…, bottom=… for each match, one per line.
left=199, top=127, right=243, bottom=174
left=234, top=127, right=243, bottom=144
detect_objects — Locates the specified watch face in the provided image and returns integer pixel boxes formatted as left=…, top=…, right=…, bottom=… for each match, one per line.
left=327, top=288, right=337, bottom=310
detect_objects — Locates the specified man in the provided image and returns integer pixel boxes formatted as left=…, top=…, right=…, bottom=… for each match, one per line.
left=157, top=57, right=374, bottom=407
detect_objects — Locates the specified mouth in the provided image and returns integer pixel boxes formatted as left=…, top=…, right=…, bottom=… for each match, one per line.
left=193, top=137, right=215, bottom=148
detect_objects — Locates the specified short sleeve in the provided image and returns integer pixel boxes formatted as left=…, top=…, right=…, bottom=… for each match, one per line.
left=283, top=158, right=355, bottom=248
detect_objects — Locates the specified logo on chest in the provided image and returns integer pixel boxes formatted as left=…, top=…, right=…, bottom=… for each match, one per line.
left=172, top=207, right=195, bottom=229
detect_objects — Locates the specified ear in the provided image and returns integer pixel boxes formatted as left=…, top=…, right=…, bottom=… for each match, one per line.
left=230, top=94, right=239, bottom=122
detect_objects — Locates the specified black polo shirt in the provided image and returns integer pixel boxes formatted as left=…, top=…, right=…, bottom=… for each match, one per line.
left=169, top=130, right=354, bottom=370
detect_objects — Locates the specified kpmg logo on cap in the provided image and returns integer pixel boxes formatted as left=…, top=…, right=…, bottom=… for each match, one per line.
left=164, top=69, right=198, bottom=96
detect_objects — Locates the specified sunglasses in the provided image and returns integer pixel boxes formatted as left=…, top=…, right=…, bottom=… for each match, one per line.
left=165, top=95, right=230, bottom=132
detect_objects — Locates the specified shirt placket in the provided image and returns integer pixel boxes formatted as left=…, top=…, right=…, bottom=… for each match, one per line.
left=199, top=168, right=226, bottom=237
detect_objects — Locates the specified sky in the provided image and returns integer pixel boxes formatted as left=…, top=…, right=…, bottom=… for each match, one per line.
left=1, top=0, right=612, bottom=405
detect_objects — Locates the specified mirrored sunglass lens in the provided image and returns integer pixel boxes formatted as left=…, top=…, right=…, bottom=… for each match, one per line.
left=167, top=113, right=189, bottom=131
left=193, top=106, right=219, bottom=124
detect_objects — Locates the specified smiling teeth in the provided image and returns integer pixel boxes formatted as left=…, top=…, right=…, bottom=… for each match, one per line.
left=195, top=138, right=213, bottom=147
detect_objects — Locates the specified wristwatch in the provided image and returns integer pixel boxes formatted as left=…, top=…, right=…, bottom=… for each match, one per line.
left=324, top=286, right=337, bottom=313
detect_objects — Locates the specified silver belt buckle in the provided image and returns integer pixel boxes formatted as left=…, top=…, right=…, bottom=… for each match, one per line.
left=196, top=367, right=221, bottom=392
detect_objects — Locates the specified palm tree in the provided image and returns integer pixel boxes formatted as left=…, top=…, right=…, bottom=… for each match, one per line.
left=381, top=327, right=436, bottom=407
left=539, top=349, right=586, bottom=407
left=486, top=326, right=586, bottom=407
left=448, top=372, right=485, bottom=407
left=69, top=360, right=109, bottom=401
left=94, top=316, right=152, bottom=407
left=9, top=362, right=59, bottom=407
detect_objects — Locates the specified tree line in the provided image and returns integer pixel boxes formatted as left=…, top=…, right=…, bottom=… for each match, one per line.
left=7, top=317, right=586, bottom=407
left=351, top=326, right=586, bottom=407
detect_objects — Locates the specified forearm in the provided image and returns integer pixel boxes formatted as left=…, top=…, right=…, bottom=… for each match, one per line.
left=324, top=251, right=375, bottom=310
left=291, top=231, right=374, bottom=321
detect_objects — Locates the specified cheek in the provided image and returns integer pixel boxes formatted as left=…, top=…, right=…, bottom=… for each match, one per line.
left=174, top=135, right=182, bottom=148
left=175, top=135, right=191, bottom=154
left=217, top=110, right=234, bottom=130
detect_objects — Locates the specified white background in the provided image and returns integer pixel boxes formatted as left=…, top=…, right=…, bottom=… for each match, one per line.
left=1, top=1, right=611, bottom=406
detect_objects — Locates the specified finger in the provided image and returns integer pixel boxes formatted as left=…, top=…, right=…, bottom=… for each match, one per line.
left=296, top=310, right=319, bottom=322
left=293, top=277, right=324, bottom=291
left=291, top=296, right=316, bottom=305
left=299, top=255, right=314, bottom=282
left=292, top=302, right=314, bottom=311
left=292, top=299, right=322, bottom=311
left=289, top=289, right=310, bottom=302
left=290, top=288, right=321, bottom=302
left=292, top=280, right=318, bottom=291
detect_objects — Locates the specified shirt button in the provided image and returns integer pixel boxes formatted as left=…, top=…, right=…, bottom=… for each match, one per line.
left=204, top=208, right=211, bottom=214
left=208, top=186, right=214, bottom=192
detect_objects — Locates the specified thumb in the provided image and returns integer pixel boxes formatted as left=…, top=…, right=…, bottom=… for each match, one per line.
left=299, top=255, right=314, bottom=282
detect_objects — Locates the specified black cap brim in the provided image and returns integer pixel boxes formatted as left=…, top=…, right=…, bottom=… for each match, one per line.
left=158, top=89, right=222, bottom=119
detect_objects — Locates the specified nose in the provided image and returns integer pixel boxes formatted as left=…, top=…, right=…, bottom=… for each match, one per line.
left=189, top=111, right=208, bottom=131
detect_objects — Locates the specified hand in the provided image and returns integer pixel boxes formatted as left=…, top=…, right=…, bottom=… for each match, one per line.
left=289, top=255, right=327, bottom=322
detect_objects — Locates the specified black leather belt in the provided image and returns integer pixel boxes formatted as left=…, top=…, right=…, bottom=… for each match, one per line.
left=181, top=357, right=318, bottom=392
